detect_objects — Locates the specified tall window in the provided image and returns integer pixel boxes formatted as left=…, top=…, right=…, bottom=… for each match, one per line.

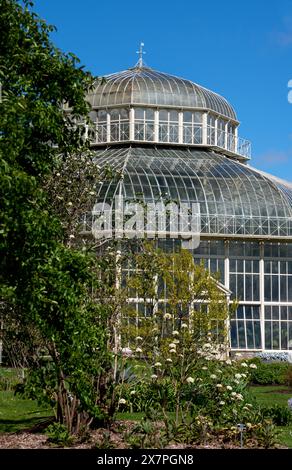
left=134, top=108, right=155, bottom=141
left=207, top=114, right=216, bottom=145
left=217, top=118, right=226, bottom=148
left=96, top=109, right=107, bottom=142
left=159, top=109, right=179, bottom=143
left=109, top=108, right=129, bottom=142
left=227, top=122, right=236, bottom=152
left=183, top=111, right=203, bottom=144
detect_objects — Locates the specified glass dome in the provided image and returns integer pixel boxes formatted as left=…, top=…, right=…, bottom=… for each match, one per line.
left=83, top=147, right=292, bottom=238
left=87, top=66, right=237, bottom=120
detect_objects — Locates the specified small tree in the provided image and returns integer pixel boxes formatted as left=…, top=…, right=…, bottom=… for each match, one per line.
left=120, top=242, right=232, bottom=424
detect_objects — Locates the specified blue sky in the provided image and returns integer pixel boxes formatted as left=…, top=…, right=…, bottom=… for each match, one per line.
left=33, top=0, right=292, bottom=181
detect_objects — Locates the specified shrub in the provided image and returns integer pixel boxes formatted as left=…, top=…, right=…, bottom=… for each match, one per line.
left=285, top=365, right=292, bottom=389
left=248, top=360, right=289, bottom=385
left=116, top=379, right=176, bottom=412
left=261, top=404, right=292, bottom=426
left=46, top=422, right=74, bottom=446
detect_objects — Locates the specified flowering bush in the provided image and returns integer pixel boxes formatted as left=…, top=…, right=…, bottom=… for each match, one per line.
left=255, top=352, right=292, bottom=363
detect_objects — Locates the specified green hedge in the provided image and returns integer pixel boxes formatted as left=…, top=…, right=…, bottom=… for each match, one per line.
left=248, top=359, right=290, bottom=385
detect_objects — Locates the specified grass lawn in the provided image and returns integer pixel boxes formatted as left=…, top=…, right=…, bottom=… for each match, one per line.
left=249, top=385, right=292, bottom=407
left=1, top=378, right=292, bottom=448
left=0, top=391, right=52, bottom=433
left=249, top=385, right=292, bottom=448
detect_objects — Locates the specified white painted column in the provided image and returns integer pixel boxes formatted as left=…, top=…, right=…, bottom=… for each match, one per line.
left=202, top=113, right=208, bottom=145
left=129, top=108, right=135, bottom=141
left=154, top=110, right=159, bottom=142
left=224, top=240, right=231, bottom=354
left=178, top=111, right=184, bottom=144
left=259, top=242, right=265, bottom=351
left=235, top=126, right=238, bottom=154
left=106, top=111, right=111, bottom=142
left=224, top=121, right=229, bottom=150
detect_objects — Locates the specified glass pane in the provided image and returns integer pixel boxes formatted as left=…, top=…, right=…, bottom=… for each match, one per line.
left=193, top=112, right=203, bottom=123
left=183, top=111, right=192, bottom=122
left=97, top=109, right=107, bottom=122
left=265, top=322, right=272, bottom=349
left=145, top=108, right=154, bottom=120
left=135, top=108, right=145, bottom=120
left=110, top=108, right=120, bottom=121
left=159, top=109, right=168, bottom=121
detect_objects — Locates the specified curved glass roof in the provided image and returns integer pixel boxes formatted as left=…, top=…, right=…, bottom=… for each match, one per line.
left=88, top=66, right=237, bottom=121
left=88, top=147, right=292, bottom=238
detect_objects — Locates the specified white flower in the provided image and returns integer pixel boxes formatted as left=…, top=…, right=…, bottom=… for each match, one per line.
left=136, top=348, right=142, bottom=353
left=154, top=362, right=162, bottom=368
left=173, top=339, right=180, bottom=344
left=210, top=374, right=217, bottom=379
left=219, top=401, right=225, bottom=406
left=203, top=343, right=212, bottom=349
left=233, top=379, right=240, bottom=385
left=169, top=343, right=176, bottom=349
left=164, top=313, right=172, bottom=320
left=202, top=366, right=208, bottom=370
left=130, top=390, right=136, bottom=396
left=169, top=349, right=176, bottom=354
left=135, top=336, right=143, bottom=341
left=236, top=393, right=243, bottom=401
left=231, top=392, right=237, bottom=397
left=226, top=385, right=233, bottom=391
left=166, top=358, right=172, bottom=363
left=151, top=374, right=158, bottom=380
left=89, top=191, right=95, bottom=195
left=217, top=369, right=222, bottom=374
left=186, top=377, right=195, bottom=384
left=235, top=373, right=242, bottom=379
left=181, top=323, right=188, bottom=329
left=241, top=373, right=247, bottom=378
left=216, top=384, right=223, bottom=389
left=121, top=347, right=132, bottom=356
left=249, top=363, right=257, bottom=369
left=241, top=362, right=248, bottom=368
left=226, top=359, right=232, bottom=365
left=56, top=172, right=61, bottom=177
left=246, top=403, right=253, bottom=408
left=118, top=398, right=126, bottom=405
left=69, top=234, right=75, bottom=239
left=67, top=201, right=73, bottom=206
left=172, top=330, right=179, bottom=336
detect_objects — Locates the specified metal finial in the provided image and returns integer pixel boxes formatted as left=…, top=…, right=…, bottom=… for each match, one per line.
left=136, top=42, right=145, bottom=68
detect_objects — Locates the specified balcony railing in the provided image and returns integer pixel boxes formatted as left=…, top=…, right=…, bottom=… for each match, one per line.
left=85, top=122, right=251, bottom=160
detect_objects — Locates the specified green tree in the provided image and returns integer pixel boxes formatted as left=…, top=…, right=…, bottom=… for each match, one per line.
left=0, top=1, right=114, bottom=434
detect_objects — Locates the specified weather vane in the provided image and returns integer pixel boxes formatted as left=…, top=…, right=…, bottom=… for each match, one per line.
left=136, top=42, right=145, bottom=68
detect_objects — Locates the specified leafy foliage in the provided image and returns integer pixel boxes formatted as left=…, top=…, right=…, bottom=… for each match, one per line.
left=0, top=1, right=114, bottom=435
left=248, top=359, right=290, bottom=385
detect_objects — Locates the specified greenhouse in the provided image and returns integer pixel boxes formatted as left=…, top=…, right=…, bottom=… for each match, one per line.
left=83, top=59, right=292, bottom=353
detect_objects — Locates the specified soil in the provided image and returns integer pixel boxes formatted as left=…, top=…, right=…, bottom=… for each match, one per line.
left=0, top=420, right=286, bottom=449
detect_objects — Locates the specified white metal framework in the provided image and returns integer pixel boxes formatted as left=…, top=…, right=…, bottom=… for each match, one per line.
left=84, top=63, right=292, bottom=352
